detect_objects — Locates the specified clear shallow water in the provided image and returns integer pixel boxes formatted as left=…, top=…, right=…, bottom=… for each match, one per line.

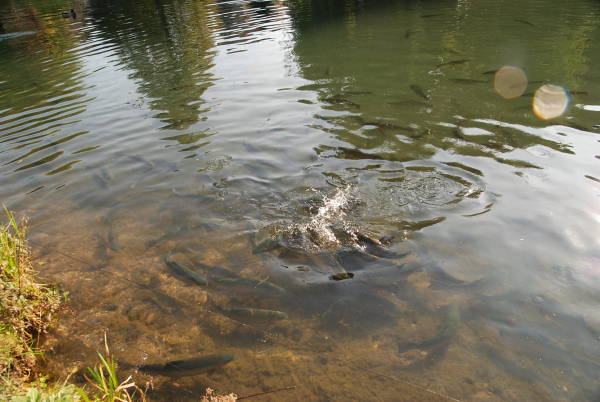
left=1, top=0, right=599, bottom=400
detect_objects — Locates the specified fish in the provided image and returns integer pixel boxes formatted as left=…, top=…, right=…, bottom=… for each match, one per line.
left=391, top=217, right=446, bottom=232
left=482, top=69, right=498, bottom=75
left=398, top=304, right=460, bottom=352
left=443, top=162, right=484, bottom=176
left=422, top=14, right=442, bottom=18
left=443, top=47, right=464, bottom=56
left=138, top=354, right=234, bottom=378
left=426, top=261, right=487, bottom=290
left=323, top=95, right=360, bottom=109
left=107, top=226, right=120, bottom=252
left=342, top=91, right=372, bottom=96
left=330, top=272, right=354, bottom=281
left=585, top=175, right=600, bottom=183
left=224, top=308, right=288, bottom=320
left=165, top=254, right=208, bottom=286
left=196, top=262, right=238, bottom=279
left=351, top=232, right=409, bottom=260
left=320, top=292, right=399, bottom=333
left=252, top=236, right=284, bottom=254
left=362, top=261, right=423, bottom=283
left=478, top=344, right=544, bottom=384
left=448, top=78, right=488, bottom=84
left=436, top=59, right=469, bottom=68
left=331, top=147, right=381, bottom=160
left=216, top=277, right=286, bottom=294
left=92, top=173, right=109, bottom=189
left=404, top=29, right=420, bottom=39
left=514, top=18, right=534, bottom=27
left=402, top=341, right=451, bottom=372
left=387, top=100, right=429, bottom=107
left=409, top=84, right=430, bottom=100
left=360, top=120, right=412, bottom=131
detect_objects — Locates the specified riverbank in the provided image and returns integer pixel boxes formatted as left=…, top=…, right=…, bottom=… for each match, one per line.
left=0, top=208, right=63, bottom=396
left=0, top=209, right=147, bottom=400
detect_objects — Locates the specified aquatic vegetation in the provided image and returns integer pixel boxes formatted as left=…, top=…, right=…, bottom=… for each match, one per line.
left=9, top=381, right=81, bottom=402
left=77, top=352, right=144, bottom=402
left=77, top=333, right=146, bottom=402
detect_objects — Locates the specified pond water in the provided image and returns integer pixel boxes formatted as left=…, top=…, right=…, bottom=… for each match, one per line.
left=1, top=0, right=599, bottom=400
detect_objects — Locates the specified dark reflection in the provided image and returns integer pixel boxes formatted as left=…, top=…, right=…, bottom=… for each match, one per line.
left=0, top=0, right=91, bottom=175
left=87, top=0, right=217, bottom=132
left=213, top=0, right=290, bottom=53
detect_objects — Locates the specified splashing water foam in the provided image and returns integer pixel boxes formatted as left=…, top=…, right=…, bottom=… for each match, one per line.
left=292, top=186, right=355, bottom=251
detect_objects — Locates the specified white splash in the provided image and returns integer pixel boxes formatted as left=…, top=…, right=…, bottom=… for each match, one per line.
left=295, top=186, right=353, bottom=250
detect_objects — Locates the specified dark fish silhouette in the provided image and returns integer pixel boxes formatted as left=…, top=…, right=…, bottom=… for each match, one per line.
left=436, top=59, right=469, bottom=68
left=330, top=272, right=354, bottom=281
left=514, top=18, right=534, bottom=26
left=387, top=100, right=429, bottom=107
left=448, top=78, right=488, bottom=84
left=224, top=308, right=288, bottom=320
left=409, top=84, right=430, bottom=100
left=398, top=304, right=460, bottom=352
left=323, top=95, right=360, bottom=109
left=165, top=253, right=208, bottom=286
left=139, top=354, right=234, bottom=378
left=404, top=29, right=420, bottom=39
left=216, top=276, right=286, bottom=294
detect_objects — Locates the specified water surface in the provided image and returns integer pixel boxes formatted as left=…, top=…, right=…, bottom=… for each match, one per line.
left=1, top=0, right=599, bottom=400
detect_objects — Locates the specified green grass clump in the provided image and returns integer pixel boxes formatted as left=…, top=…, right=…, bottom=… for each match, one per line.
left=9, top=380, right=81, bottom=401
left=76, top=336, right=145, bottom=402
left=0, top=207, right=63, bottom=392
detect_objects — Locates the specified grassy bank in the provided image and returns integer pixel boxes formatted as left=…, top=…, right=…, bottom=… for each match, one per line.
left=0, top=208, right=145, bottom=401
left=0, top=208, right=62, bottom=394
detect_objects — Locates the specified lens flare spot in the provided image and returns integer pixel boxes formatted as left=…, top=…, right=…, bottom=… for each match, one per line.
left=533, top=84, right=570, bottom=120
left=494, top=66, right=528, bottom=99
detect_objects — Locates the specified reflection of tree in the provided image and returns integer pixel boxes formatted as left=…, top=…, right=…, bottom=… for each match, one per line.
left=213, top=0, right=288, bottom=45
left=288, top=0, right=599, bottom=168
left=87, top=0, right=218, bottom=131
left=0, top=0, right=90, bottom=173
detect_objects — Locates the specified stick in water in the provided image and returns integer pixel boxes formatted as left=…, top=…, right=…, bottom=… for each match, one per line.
left=237, top=386, right=296, bottom=400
